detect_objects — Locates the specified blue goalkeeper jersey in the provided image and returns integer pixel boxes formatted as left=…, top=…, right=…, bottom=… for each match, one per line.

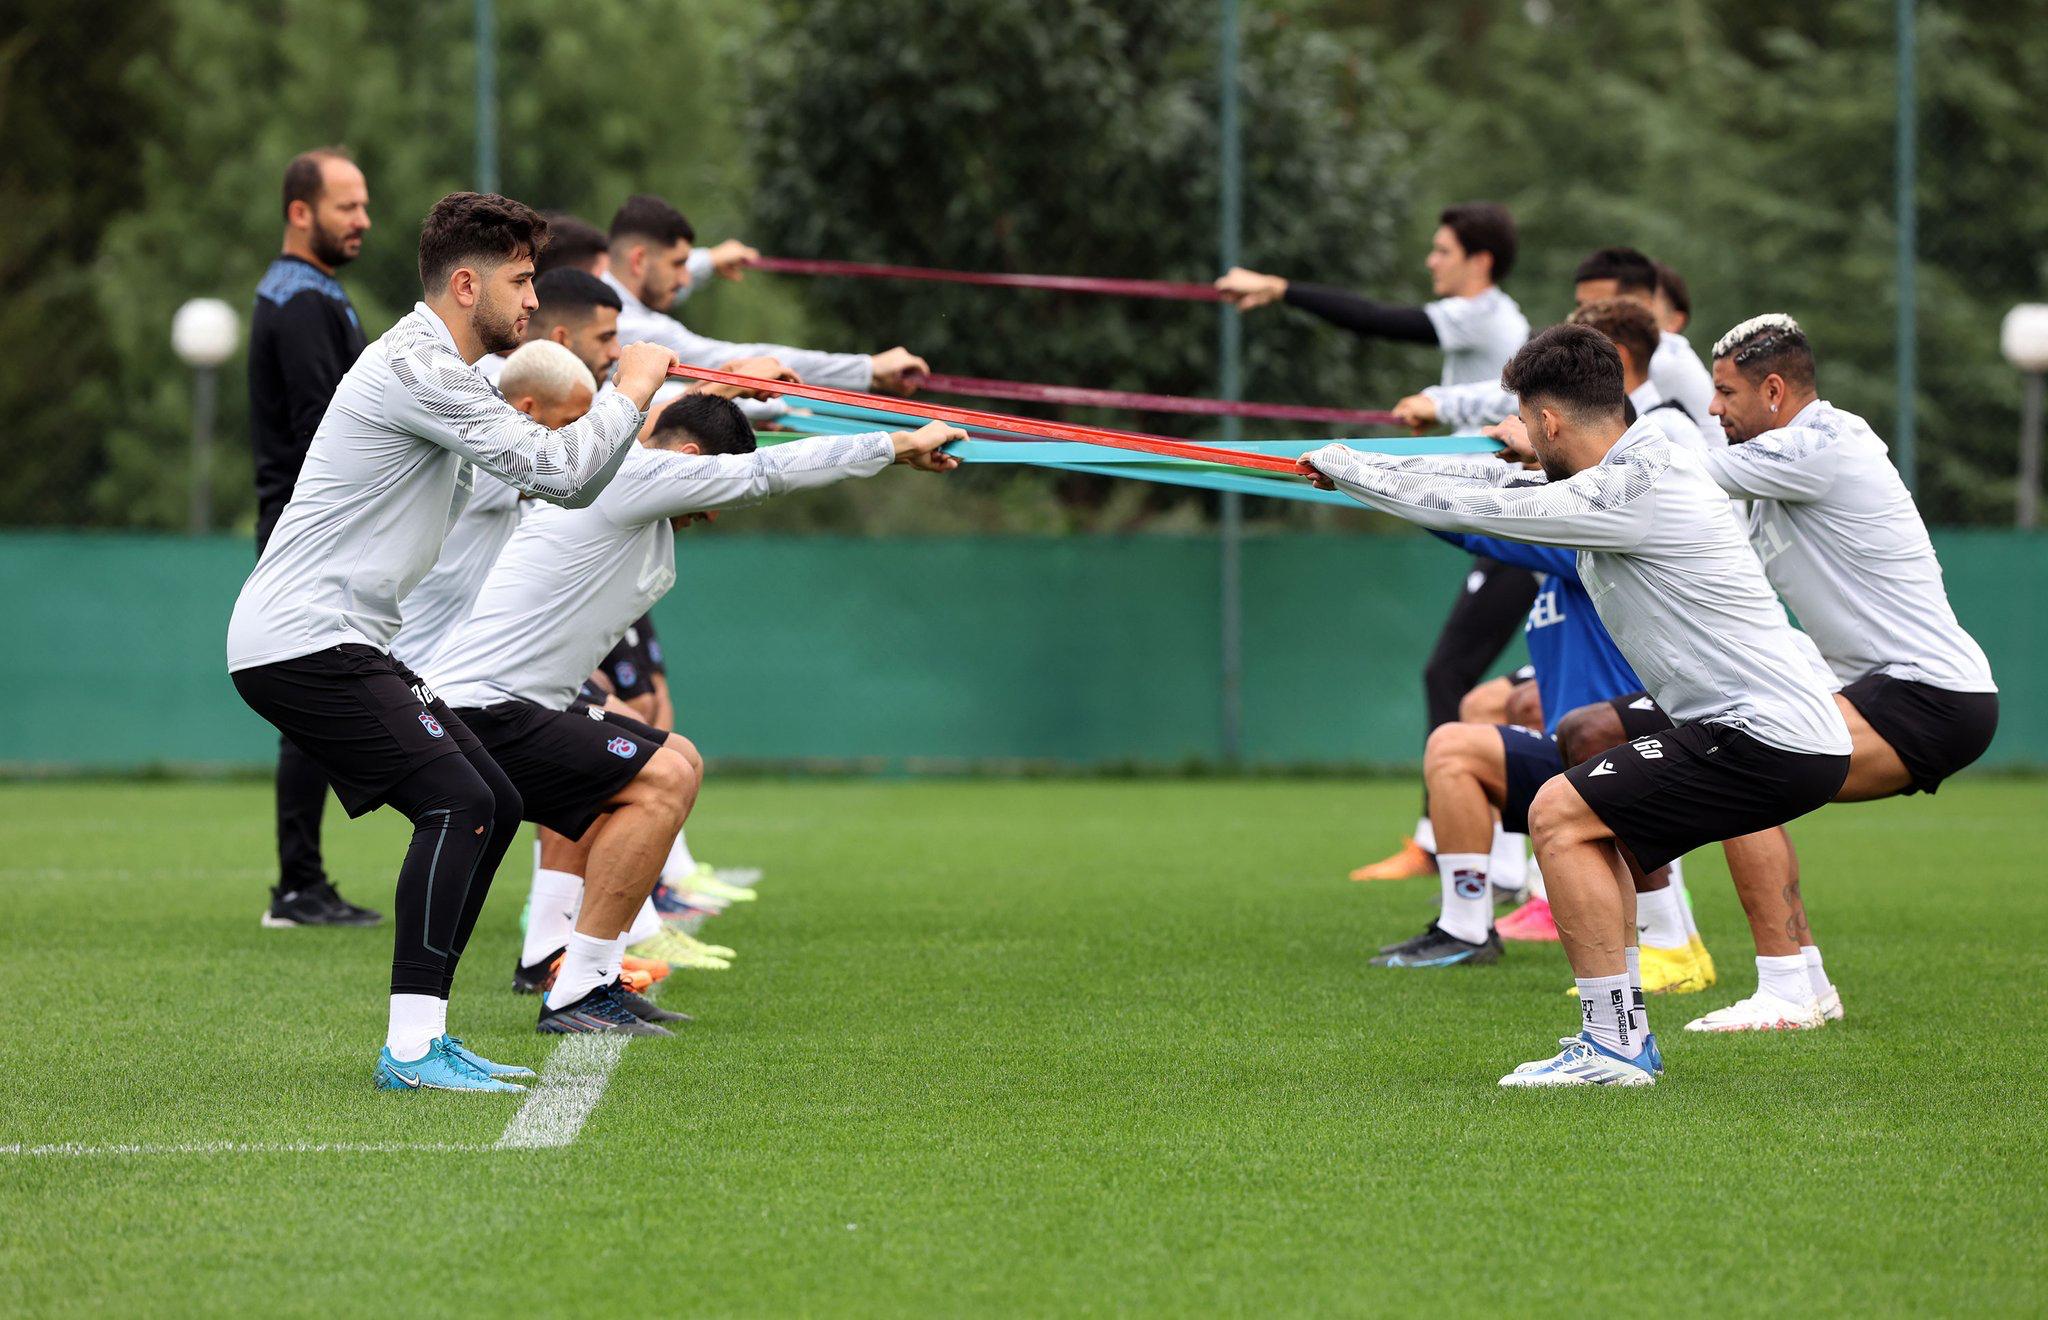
left=1431, top=531, right=1644, bottom=735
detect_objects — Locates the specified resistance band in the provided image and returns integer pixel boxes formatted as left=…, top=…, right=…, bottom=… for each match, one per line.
left=917, top=373, right=1400, bottom=428
left=669, top=365, right=1302, bottom=473
left=751, top=256, right=1222, bottom=303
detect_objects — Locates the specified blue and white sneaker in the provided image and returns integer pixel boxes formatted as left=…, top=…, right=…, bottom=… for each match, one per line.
left=375, top=1039, right=527, bottom=1093
left=1499, top=1032, right=1659, bottom=1088
left=438, top=1036, right=537, bottom=1081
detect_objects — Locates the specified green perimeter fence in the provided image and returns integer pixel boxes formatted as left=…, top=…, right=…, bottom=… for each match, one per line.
left=3, top=531, right=2043, bottom=775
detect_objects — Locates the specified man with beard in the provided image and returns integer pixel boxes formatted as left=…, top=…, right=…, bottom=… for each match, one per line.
left=248, top=147, right=380, bottom=930
left=228, top=193, right=676, bottom=1092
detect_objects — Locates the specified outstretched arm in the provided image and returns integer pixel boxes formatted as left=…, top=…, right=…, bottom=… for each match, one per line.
left=1301, top=444, right=1658, bottom=551
left=383, top=337, right=672, bottom=508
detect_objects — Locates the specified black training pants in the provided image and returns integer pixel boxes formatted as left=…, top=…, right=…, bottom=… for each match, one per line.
left=381, top=749, right=524, bottom=998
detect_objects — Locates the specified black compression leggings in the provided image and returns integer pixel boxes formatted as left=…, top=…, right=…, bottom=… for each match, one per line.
left=381, top=750, right=523, bottom=998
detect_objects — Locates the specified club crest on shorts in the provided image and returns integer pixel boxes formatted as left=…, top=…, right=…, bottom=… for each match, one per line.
left=418, top=710, right=445, bottom=739
left=606, top=736, right=635, bottom=759
left=615, top=661, right=638, bottom=688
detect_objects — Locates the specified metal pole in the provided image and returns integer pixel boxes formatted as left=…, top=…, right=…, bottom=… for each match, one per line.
left=475, top=0, right=499, bottom=195
left=2020, top=371, right=2043, bottom=531
left=1894, top=0, right=1917, bottom=492
left=1217, top=0, right=1245, bottom=765
left=188, top=366, right=217, bottom=534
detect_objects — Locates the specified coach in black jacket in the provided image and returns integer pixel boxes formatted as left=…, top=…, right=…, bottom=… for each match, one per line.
left=246, top=147, right=379, bottom=928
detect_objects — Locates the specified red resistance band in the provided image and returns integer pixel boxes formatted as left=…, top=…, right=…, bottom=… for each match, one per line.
left=917, top=372, right=1400, bottom=428
left=666, top=365, right=1305, bottom=474
left=751, top=256, right=1224, bottom=304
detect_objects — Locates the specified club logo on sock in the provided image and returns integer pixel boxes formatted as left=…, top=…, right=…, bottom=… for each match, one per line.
left=1452, top=871, right=1487, bottom=900
left=606, top=736, right=635, bottom=759
left=417, top=710, right=445, bottom=739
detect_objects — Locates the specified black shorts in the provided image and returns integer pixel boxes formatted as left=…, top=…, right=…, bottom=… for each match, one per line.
left=231, top=644, right=483, bottom=817
left=1497, top=724, right=1563, bottom=835
left=598, top=615, right=664, bottom=700
left=450, top=701, right=665, bottom=839
left=1607, top=690, right=1676, bottom=741
left=1566, top=721, right=1851, bottom=873
left=1839, top=672, right=2000, bottom=795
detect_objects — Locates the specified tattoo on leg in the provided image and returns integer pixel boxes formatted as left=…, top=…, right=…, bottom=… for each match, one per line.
left=1784, top=880, right=1810, bottom=941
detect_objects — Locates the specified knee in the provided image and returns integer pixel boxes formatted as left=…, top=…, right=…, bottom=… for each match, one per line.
left=663, top=732, right=704, bottom=780
left=1526, top=776, right=1593, bottom=846
left=1555, top=702, right=1624, bottom=767
left=635, top=747, right=696, bottom=816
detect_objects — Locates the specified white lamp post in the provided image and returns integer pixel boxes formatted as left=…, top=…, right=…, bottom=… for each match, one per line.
left=172, top=297, right=239, bottom=534
left=2001, top=304, right=2048, bottom=530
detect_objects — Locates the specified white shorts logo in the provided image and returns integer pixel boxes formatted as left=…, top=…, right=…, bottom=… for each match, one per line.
left=1589, top=759, right=1617, bottom=777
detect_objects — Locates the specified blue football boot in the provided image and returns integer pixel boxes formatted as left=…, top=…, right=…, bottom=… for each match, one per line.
left=438, top=1035, right=538, bottom=1081
left=374, top=1038, right=527, bottom=1093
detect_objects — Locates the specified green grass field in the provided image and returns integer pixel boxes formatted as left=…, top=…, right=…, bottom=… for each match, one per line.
left=3, top=777, right=2045, bottom=1316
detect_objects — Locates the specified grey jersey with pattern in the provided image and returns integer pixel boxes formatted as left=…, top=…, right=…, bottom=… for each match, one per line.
left=1305, top=416, right=1850, bottom=754
left=226, top=303, right=645, bottom=670
left=1420, top=287, right=1530, bottom=386
left=425, top=433, right=896, bottom=712
left=1703, top=400, right=1994, bottom=693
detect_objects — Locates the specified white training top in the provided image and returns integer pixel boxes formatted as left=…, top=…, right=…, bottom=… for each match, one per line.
left=1421, top=327, right=1718, bottom=433
left=1629, top=380, right=1708, bottom=453
left=1421, top=287, right=1530, bottom=387
left=226, top=303, right=645, bottom=671
left=390, top=475, right=523, bottom=670
left=1306, top=416, right=1851, bottom=755
left=1703, top=399, right=1995, bottom=693
left=603, top=271, right=873, bottom=391
left=425, top=433, right=896, bottom=712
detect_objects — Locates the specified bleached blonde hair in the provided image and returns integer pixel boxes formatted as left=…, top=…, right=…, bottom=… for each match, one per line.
left=497, top=338, right=596, bottom=405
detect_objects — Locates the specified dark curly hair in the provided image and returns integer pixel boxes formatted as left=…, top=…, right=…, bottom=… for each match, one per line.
left=417, top=192, right=548, bottom=292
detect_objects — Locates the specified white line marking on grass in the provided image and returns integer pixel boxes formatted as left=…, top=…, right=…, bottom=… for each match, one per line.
left=494, top=1034, right=628, bottom=1149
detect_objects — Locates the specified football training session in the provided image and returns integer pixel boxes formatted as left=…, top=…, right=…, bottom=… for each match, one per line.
left=4, top=1, right=2046, bottom=1314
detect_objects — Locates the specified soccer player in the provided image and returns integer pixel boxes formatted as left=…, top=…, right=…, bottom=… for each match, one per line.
left=1369, top=524, right=1648, bottom=971
left=1673, top=314, right=1998, bottom=1032
left=1399, top=246, right=1716, bottom=434
left=248, top=147, right=379, bottom=929
left=227, top=193, right=677, bottom=1092
left=1567, top=298, right=1706, bottom=451
left=422, top=392, right=963, bottom=1035
left=1302, top=324, right=1852, bottom=1086
left=1215, top=202, right=1529, bottom=387
left=602, top=193, right=927, bottom=394
left=1217, top=205, right=1538, bottom=883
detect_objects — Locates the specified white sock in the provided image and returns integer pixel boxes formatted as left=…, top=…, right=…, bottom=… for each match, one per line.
left=1412, top=814, right=1437, bottom=856
left=1489, top=824, right=1528, bottom=892
left=661, top=828, right=700, bottom=884
left=1756, top=954, right=1812, bottom=1005
left=1669, top=858, right=1699, bottom=938
left=623, top=896, right=662, bottom=944
left=521, top=868, right=585, bottom=967
left=545, top=932, right=617, bottom=1010
left=1526, top=852, right=1547, bottom=901
left=1576, top=972, right=1643, bottom=1057
left=1435, top=852, right=1493, bottom=944
left=1637, top=885, right=1687, bottom=949
left=386, top=994, right=443, bottom=1062
left=1801, top=944, right=1834, bottom=999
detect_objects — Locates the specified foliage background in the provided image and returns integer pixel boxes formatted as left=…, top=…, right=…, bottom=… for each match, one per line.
left=2, top=0, right=2043, bottom=532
